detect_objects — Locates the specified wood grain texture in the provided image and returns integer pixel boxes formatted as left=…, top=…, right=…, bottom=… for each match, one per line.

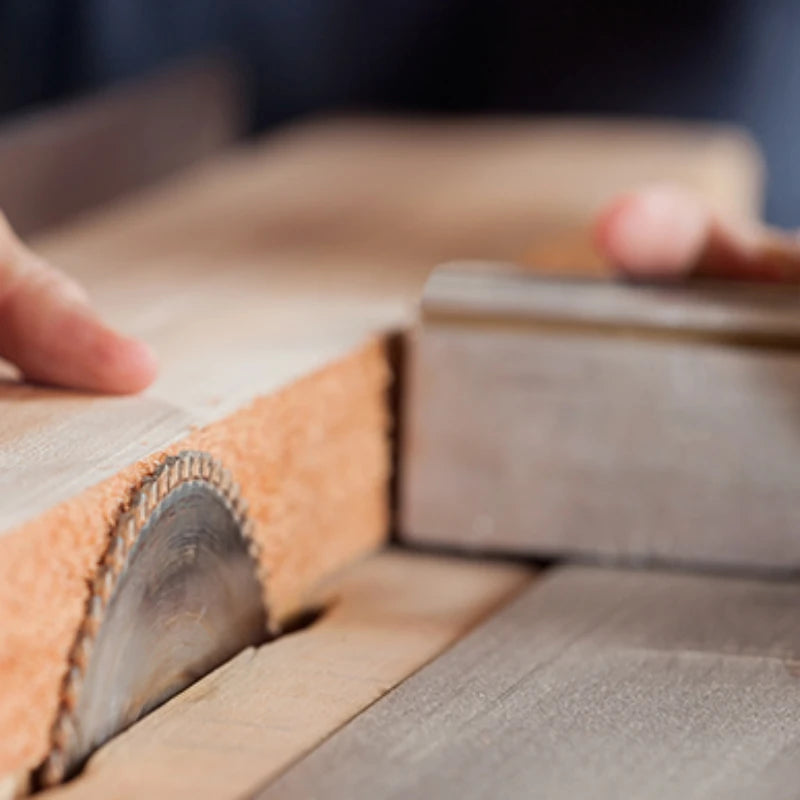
left=0, top=56, right=246, bottom=238
left=260, top=565, right=800, bottom=800
left=0, top=340, right=392, bottom=781
left=401, top=262, right=800, bottom=569
left=4, top=117, right=763, bottom=537
left=44, top=550, right=532, bottom=800
left=0, top=116, right=760, bottom=778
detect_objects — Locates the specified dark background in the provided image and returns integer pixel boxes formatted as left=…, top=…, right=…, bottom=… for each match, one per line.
left=1, top=0, right=799, bottom=224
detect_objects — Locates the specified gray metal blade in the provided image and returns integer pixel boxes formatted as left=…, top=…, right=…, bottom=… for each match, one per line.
left=38, top=452, right=267, bottom=786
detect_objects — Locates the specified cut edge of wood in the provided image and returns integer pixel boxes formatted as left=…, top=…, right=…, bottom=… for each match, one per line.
left=0, top=336, right=392, bottom=781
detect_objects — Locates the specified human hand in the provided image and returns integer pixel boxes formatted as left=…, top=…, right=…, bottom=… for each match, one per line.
left=594, top=184, right=800, bottom=282
left=0, top=212, right=157, bottom=393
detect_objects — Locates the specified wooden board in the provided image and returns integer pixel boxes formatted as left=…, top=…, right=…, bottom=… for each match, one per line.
left=401, top=261, right=800, bottom=569
left=42, top=550, right=532, bottom=800
left=0, top=116, right=760, bottom=779
left=422, top=261, right=800, bottom=340
left=259, top=564, right=800, bottom=800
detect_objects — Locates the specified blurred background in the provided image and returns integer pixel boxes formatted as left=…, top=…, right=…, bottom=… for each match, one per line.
left=0, top=0, right=798, bottom=225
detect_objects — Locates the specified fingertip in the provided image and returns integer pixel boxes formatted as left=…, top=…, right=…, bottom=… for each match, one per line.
left=88, top=329, right=159, bottom=394
left=594, top=185, right=710, bottom=279
left=593, top=193, right=634, bottom=265
left=0, top=269, right=159, bottom=394
left=0, top=224, right=160, bottom=394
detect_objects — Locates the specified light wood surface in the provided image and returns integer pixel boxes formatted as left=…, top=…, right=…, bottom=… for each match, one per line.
left=0, top=115, right=760, bottom=778
left=2, top=117, right=762, bottom=537
left=44, top=550, right=532, bottom=800
left=401, top=261, right=800, bottom=569
left=260, top=564, right=800, bottom=800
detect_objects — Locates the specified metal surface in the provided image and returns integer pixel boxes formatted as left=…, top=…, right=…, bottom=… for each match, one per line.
left=38, top=452, right=267, bottom=787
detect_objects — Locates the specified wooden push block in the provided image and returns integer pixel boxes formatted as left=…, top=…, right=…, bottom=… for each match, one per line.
left=400, top=262, right=800, bottom=570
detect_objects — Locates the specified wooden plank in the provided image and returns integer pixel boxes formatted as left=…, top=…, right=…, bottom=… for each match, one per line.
left=401, top=261, right=800, bottom=569
left=10, top=118, right=761, bottom=535
left=259, top=565, right=800, bottom=800
left=0, top=56, right=246, bottom=237
left=43, top=550, right=532, bottom=800
left=0, top=116, right=760, bottom=779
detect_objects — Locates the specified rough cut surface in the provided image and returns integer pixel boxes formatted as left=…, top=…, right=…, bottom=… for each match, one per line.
left=0, top=115, right=761, bottom=780
left=0, top=342, right=389, bottom=777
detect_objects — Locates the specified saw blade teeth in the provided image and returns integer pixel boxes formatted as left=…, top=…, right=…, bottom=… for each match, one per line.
left=165, top=462, right=177, bottom=493
left=72, top=634, right=93, bottom=672
left=156, top=467, right=170, bottom=501
left=120, top=513, right=137, bottom=549
left=105, top=534, right=126, bottom=574
left=62, top=666, right=83, bottom=712
left=135, top=489, right=151, bottom=527
left=51, top=712, right=76, bottom=753
left=93, top=568, right=115, bottom=605
left=41, top=447, right=268, bottom=787
left=210, top=459, right=224, bottom=487
left=233, top=493, right=248, bottom=519
left=87, top=594, right=104, bottom=629
left=243, top=523, right=262, bottom=563
left=144, top=478, right=159, bottom=513
left=40, top=749, right=66, bottom=788
left=220, top=468, right=234, bottom=497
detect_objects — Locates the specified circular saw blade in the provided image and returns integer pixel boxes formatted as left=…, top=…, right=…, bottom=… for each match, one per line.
left=38, top=452, right=268, bottom=787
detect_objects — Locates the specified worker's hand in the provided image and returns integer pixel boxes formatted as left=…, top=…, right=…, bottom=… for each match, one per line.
left=594, top=184, right=800, bottom=282
left=0, top=212, right=157, bottom=393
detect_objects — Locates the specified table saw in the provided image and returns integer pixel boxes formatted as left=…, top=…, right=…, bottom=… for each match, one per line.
left=3, top=60, right=800, bottom=800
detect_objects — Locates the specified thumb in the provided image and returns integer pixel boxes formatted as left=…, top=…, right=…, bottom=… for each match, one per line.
left=0, top=213, right=158, bottom=393
left=593, top=184, right=800, bottom=282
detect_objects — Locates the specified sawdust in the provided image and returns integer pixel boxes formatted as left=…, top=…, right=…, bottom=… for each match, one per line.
left=0, top=339, right=391, bottom=777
